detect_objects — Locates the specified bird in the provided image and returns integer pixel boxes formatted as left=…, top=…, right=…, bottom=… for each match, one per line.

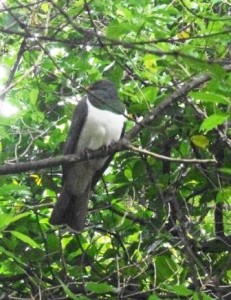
left=50, top=79, right=126, bottom=231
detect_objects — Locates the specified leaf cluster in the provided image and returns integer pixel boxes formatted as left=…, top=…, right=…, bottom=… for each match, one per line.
left=0, top=0, right=231, bottom=299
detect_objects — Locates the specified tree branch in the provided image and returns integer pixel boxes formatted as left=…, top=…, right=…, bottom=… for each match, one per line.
left=126, top=63, right=231, bottom=140
left=0, top=143, right=125, bottom=175
left=0, top=140, right=218, bottom=175
left=1, top=64, right=231, bottom=175
left=127, top=144, right=217, bottom=164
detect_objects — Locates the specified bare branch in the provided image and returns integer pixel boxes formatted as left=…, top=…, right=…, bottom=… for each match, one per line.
left=0, top=137, right=218, bottom=176
left=0, top=143, right=124, bottom=175
left=127, top=144, right=217, bottom=164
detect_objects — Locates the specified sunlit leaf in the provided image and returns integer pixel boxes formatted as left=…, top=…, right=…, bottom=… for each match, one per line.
left=177, top=30, right=190, bottom=39
left=30, top=174, right=42, bottom=186
left=200, top=113, right=229, bottom=133
left=219, top=168, right=231, bottom=175
left=143, top=54, right=158, bottom=71
left=29, top=89, right=39, bottom=106
left=0, top=245, right=24, bottom=265
left=190, top=92, right=230, bottom=105
left=190, top=135, right=209, bottom=149
left=0, top=212, right=30, bottom=231
left=193, top=292, right=214, bottom=300
left=41, top=2, right=50, bottom=12
left=107, top=21, right=135, bottom=38
left=59, top=279, right=83, bottom=300
left=170, top=284, right=193, bottom=296
left=86, top=282, right=115, bottom=294
left=10, top=231, right=40, bottom=249
left=148, top=295, right=161, bottom=300
left=216, top=187, right=231, bottom=203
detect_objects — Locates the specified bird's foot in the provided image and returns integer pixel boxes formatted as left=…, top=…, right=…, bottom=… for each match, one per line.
left=80, top=148, right=93, bottom=160
left=82, top=148, right=102, bottom=160
left=100, top=143, right=116, bottom=156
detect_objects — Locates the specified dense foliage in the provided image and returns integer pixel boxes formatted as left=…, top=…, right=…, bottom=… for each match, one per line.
left=0, top=0, right=231, bottom=299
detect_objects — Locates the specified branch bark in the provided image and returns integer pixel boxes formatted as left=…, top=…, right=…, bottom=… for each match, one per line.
left=0, top=144, right=123, bottom=175
left=0, top=141, right=217, bottom=175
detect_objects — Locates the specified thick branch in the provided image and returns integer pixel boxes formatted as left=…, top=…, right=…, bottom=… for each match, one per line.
left=0, top=141, right=217, bottom=175
left=0, top=143, right=124, bottom=175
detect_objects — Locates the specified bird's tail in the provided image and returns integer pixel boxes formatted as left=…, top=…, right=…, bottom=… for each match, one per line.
left=50, top=186, right=90, bottom=232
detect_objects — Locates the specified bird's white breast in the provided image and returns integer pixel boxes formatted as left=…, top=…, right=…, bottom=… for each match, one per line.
left=77, top=98, right=125, bottom=153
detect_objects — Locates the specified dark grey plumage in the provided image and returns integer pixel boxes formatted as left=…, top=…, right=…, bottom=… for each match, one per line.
left=50, top=80, right=125, bottom=231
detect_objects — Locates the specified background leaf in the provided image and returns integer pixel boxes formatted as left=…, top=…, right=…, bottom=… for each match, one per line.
left=10, top=231, right=40, bottom=249
left=86, top=282, right=115, bottom=294
left=200, top=113, right=229, bottom=133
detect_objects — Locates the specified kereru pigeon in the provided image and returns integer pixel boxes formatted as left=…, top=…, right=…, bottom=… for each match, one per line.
left=50, top=79, right=126, bottom=231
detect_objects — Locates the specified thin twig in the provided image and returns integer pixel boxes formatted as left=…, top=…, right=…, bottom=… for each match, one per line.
left=127, top=144, right=217, bottom=164
left=0, top=3, right=50, bottom=98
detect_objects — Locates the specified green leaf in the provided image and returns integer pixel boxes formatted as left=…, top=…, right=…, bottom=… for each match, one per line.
left=190, top=92, right=230, bottom=105
left=86, top=282, right=115, bottom=294
left=200, top=113, right=229, bottom=133
left=0, top=126, right=10, bottom=139
left=219, top=168, right=231, bottom=175
left=148, top=295, right=161, bottom=300
left=0, top=212, right=30, bottom=231
left=10, top=231, right=40, bottom=249
left=143, top=54, right=158, bottom=71
left=41, top=2, right=50, bottom=12
left=0, top=245, right=24, bottom=265
left=106, top=21, right=138, bottom=38
left=171, top=284, right=193, bottom=296
left=193, top=292, right=214, bottom=300
left=180, top=140, right=190, bottom=156
left=190, top=135, right=209, bottom=149
left=30, top=89, right=39, bottom=106
left=207, top=63, right=226, bottom=79
left=31, top=110, right=44, bottom=122
left=59, top=279, right=88, bottom=300
left=124, top=168, right=132, bottom=180
left=216, top=187, right=231, bottom=203
left=141, top=86, right=159, bottom=103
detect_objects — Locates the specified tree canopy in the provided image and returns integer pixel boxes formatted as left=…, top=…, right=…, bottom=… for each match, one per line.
left=0, top=0, right=231, bottom=299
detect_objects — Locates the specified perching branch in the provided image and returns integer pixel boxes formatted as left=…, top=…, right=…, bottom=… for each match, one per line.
left=1, top=64, right=231, bottom=175
left=0, top=143, right=125, bottom=175
left=0, top=140, right=217, bottom=176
